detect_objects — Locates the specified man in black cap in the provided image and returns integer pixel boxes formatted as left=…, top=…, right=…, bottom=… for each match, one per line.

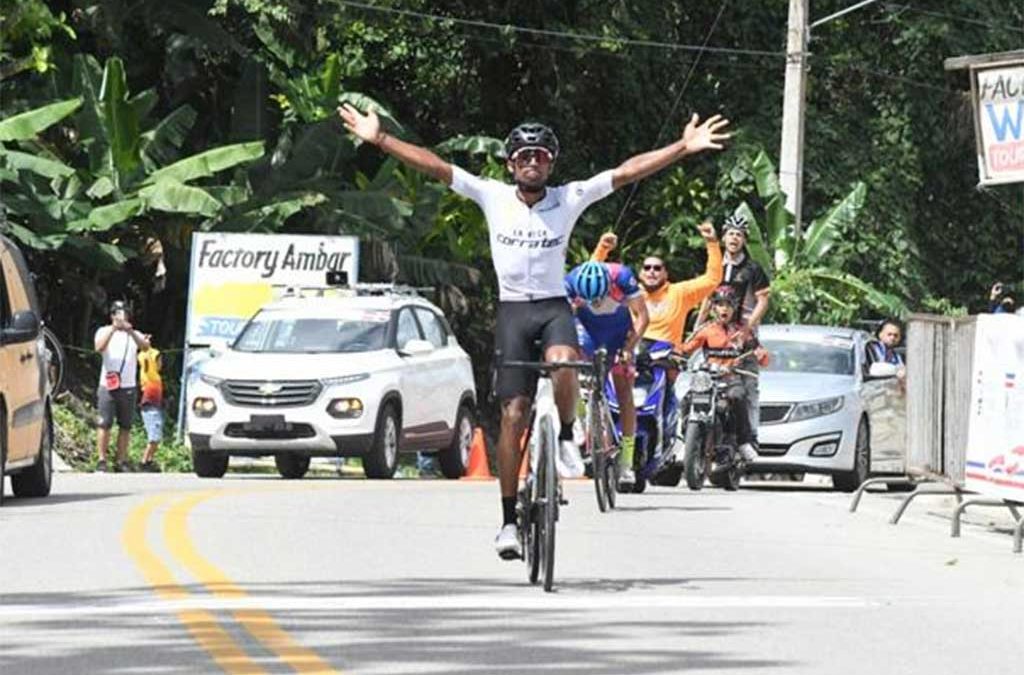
left=94, top=300, right=150, bottom=472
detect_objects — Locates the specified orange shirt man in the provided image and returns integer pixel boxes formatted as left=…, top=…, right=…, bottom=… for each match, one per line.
left=591, top=221, right=722, bottom=350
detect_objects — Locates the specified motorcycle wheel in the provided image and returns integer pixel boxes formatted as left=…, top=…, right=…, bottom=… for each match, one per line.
left=683, top=422, right=706, bottom=491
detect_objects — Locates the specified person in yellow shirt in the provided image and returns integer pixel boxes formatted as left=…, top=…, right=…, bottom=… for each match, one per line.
left=137, top=342, right=164, bottom=472
left=591, top=220, right=723, bottom=353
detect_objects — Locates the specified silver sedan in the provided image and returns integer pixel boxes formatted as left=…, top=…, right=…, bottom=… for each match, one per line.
left=749, top=324, right=906, bottom=491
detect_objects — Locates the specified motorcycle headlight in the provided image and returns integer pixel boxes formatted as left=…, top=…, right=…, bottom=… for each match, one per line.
left=789, top=396, right=844, bottom=422
left=691, top=371, right=713, bottom=394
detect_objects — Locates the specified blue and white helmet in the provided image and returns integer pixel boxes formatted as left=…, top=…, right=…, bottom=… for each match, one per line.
left=573, top=261, right=610, bottom=301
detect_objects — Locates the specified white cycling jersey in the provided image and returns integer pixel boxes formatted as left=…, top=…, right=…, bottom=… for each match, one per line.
left=450, top=166, right=615, bottom=302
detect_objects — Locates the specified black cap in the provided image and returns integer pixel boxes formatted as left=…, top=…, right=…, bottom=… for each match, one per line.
left=110, top=300, right=127, bottom=314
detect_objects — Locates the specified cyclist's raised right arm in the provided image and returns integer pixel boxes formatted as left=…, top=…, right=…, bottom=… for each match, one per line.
left=338, top=104, right=453, bottom=185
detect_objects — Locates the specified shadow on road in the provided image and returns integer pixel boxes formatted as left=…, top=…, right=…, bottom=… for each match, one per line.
left=0, top=492, right=130, bottom=508
left=0, top=585, right=795, bottom=674
left=614, top=505, right=733, bottom=513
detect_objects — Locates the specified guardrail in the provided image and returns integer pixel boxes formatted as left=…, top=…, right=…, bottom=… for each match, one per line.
left=850, top=313, right=1023, bottom=554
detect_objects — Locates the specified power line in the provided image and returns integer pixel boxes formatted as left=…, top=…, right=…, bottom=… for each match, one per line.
left=882, top=2, right=1024, bottom=35
left=612, top=0, right=731, bottom=230
left=331, top=0, right=786, bottom=59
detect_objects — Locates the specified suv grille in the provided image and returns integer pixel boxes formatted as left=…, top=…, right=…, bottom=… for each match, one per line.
left=760, top=404, right=792, bottom=425
left=221, top=380, right=322, bottom=407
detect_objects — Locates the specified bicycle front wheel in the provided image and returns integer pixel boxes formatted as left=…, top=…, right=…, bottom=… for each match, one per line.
left=589, top=399, right=609, bottom=513
left=538, top=414, right=558, bottom=592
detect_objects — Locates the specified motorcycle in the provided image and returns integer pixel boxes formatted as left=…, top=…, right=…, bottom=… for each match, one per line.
left=606, top=340, right=685, bottom=493
left=680, top=360, right=757, bottom=491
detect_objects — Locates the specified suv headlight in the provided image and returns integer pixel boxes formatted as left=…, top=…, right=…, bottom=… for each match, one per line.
left=691, top=371, right=713, bottom=394
left=321, top=373, right=370, bottom=387
left=789, top=396, right=844, bottom=422
left=199, top=373, right=224, bottom=387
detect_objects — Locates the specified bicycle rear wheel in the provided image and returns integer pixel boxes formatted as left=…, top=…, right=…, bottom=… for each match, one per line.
left=538, top=414, right=558, bottom=592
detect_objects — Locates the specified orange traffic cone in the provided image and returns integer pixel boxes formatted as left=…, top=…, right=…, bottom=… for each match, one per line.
left=462, top=428, right=494, bottom=481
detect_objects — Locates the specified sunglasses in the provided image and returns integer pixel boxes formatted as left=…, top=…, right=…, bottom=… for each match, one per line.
left=642, top=264, right=664, bottom=271
left=511, top=148, right=553, bottom=166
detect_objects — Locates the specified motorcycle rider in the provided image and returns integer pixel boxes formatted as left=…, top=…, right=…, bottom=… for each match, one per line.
left=565, top=260, right=649, bottom=490
left=680, top=285, right=767, bottom=465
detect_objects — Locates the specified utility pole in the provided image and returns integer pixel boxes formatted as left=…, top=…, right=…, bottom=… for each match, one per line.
left=779, top=0, right=808, bottom=238
left=779, top=1, right=881, bottom=239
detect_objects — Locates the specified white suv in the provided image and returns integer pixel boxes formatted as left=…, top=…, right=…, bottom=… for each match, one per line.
left=187, top=288, right=476, bottom=480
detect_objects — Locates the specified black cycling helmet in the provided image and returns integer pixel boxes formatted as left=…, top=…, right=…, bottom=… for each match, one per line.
left=504, top=122, right=560, bottom=160
left=109, top=299, right=128, bottom=314
left=722, top=213, right=749, bottom=237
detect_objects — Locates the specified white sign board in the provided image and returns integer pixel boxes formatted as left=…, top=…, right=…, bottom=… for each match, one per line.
left=972, top=62, right=1024, bottom=186
left=185, top=233, right=359, bottom=345
left=964, top=314, right=1024, bottom=501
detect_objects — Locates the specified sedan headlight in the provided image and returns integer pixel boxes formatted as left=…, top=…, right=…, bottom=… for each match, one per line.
left=199, top=373, right=224, bottom=387
left=690, top=371, right=713, bottom=394
left=789, top=396, right=844, bottom=422
left=321, top=373, right=370, bottom=387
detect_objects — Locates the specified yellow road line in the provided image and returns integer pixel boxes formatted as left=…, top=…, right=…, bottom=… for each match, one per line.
left=122, top=494, right=268, bottom=674
left=164, top=490, right=342, bottom=675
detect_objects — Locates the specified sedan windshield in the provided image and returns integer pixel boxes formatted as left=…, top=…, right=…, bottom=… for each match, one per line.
left=762, top=339, right=854, bottom=376
left=233, top=314, right=389, bottom=354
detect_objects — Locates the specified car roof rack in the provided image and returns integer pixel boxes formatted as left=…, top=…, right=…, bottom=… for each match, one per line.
left=269, top=283, right=433, bottom=300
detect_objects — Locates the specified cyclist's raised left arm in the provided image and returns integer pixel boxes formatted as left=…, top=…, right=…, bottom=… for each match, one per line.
left=610, top=113, right=731, bottom=191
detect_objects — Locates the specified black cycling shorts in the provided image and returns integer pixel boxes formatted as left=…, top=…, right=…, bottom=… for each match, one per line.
left=494, top=298, right=579, bottom=401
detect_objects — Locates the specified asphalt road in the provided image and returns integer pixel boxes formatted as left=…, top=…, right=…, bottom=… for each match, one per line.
left=1, top=471, right=1021, bottom=674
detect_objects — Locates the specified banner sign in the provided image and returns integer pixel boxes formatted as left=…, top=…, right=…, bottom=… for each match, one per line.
left=185, top=233, right=359, bottom=345
left=964, top=314, right=1024, bottom=501
left=972, top=61, right=1024, bottom=186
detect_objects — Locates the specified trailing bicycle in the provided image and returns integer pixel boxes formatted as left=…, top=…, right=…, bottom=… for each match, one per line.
left=578, top=347, right=619, bottom=512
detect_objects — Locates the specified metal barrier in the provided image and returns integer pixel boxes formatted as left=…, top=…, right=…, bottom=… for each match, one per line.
left=850, top=314, right=1022, bottom=551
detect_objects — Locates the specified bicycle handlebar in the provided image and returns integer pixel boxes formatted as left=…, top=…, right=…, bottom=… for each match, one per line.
left=501, top=359, right=594, bottom=372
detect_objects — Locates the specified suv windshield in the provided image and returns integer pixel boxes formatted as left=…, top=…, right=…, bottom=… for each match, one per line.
left=233, top=313, right=389, bottom=354
left=762, top=339, right=854, bottom=375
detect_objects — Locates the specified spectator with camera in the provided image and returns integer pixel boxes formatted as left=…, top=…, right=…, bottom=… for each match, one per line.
left=94, top=300, right=150, bottom=472
left=989, top=282, right=1016, bottom=314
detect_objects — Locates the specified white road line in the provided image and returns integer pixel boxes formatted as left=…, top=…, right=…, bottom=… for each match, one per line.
left=0, top=593, right=882, bottom=618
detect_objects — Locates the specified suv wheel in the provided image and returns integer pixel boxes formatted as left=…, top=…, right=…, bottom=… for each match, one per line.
left=1, top=410, right=6, bottom=507
left=275, top=453, right=310, bottom=479
left=364, top=403, right=400, bottom=479
left=438, top=404, right=474, bottom=479
left=11, top=409, right=52, bottom=498
left=193, top=450, right=229, bottom=478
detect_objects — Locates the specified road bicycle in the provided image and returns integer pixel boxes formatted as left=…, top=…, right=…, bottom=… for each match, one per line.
left=501, top=356, right=590, bottom=592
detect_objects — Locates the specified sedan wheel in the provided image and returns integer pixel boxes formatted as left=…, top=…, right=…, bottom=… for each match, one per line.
left=834, top=419, right=870, bottom=493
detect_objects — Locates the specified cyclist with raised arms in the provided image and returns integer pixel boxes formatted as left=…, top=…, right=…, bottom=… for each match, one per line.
left=565, top=260, right=649, bottom=490
left=339, top=104, right=731, bottom=560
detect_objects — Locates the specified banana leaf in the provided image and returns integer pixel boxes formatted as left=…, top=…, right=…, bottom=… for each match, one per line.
left=145, top=142, right=264, bottom=185
left=1, top=150, right=75, bottom=179
left=0, top=98, right=82, bottom=142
